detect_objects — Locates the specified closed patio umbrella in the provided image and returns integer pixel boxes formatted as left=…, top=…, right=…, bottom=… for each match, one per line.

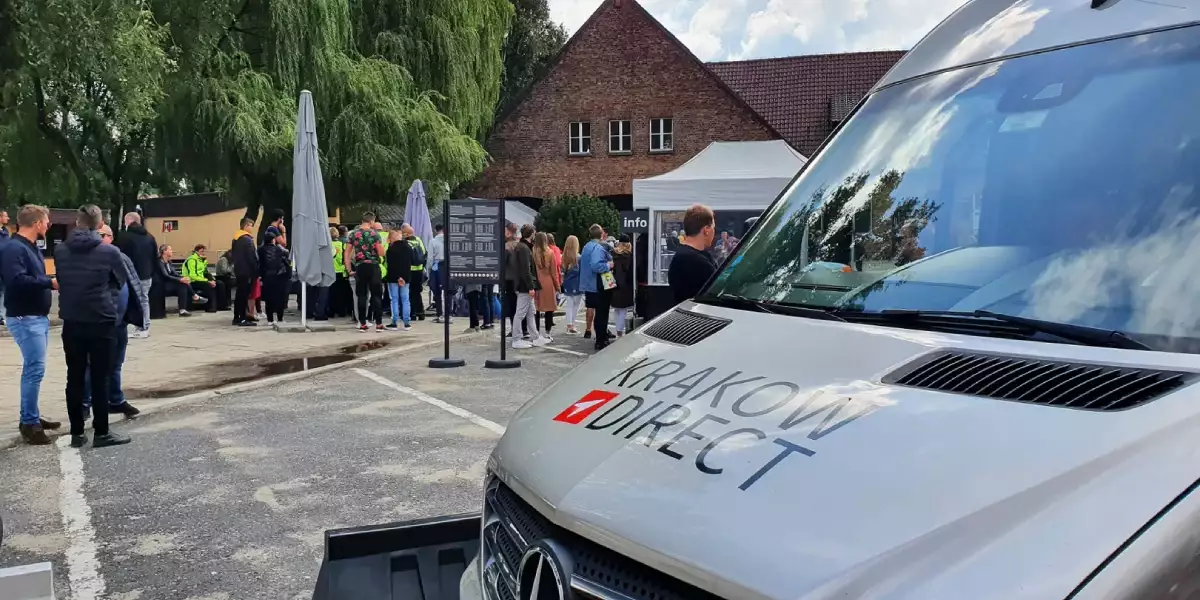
left=291, top=90, right=335, bottom=329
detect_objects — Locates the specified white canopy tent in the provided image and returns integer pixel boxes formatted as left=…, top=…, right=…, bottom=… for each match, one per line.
left=633, top=140, right=807, bottom=210
left=633, top=140, right=807, bottom=284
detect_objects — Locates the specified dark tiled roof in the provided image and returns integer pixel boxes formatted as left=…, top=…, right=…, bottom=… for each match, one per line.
left=708, top=51, right=906, bottom=156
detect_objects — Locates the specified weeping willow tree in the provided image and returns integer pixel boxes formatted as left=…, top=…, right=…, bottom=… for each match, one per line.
left=158, top=0, right=511, bottom=223
left=352, top=0, right=512, bottom=141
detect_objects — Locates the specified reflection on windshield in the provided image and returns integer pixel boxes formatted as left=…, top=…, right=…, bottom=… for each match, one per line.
left=705, top=25, right=1200, bottom=350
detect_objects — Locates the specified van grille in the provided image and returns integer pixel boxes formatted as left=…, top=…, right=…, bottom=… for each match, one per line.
left=641, top=309, right=730, bottom=346
left=481, top=480, right=721, bottom=600
left=883, top=350, right=1194, bottom=411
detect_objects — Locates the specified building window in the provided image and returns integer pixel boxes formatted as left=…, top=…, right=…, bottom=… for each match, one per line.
left=161, top=220, right=179, bottom=233
left=569, top=122, right=591, bottom=155
left=650, top=118, right=673, bottom=153
left=609, top=120, right=632, bottom=154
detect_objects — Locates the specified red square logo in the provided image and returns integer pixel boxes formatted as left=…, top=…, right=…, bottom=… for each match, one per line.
left=553, top=390, right=621, bottom=425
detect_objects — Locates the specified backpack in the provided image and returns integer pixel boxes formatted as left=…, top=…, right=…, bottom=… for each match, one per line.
left=409, top=239, right=427, bottom=266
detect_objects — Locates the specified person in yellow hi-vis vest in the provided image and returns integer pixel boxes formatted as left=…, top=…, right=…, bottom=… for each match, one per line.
left=329, top=226, right=352, bottom=319
left=406, top=232, right=427, bottom=320
left=183, top=244, right=221, bottom=312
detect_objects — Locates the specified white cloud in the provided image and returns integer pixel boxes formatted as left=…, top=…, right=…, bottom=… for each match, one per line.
left=548, top=0, right=968, bottom=61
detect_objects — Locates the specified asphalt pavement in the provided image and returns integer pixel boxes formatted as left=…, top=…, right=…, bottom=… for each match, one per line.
left=0, top=328, right=598, bottom=600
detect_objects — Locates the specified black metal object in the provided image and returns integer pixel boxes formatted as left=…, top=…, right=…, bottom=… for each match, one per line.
left=430, top=199, right=465, bottom=369
left=641, top=308, right=732, bottom=346
left=486, top=202, right=520, bottom=369
left=312, top=513, right=481, bottom=600
left=883, top=350, right=1195, bottom=411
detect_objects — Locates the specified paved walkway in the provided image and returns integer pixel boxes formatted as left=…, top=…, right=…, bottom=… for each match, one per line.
left=0, top=310, right=454, bottom=440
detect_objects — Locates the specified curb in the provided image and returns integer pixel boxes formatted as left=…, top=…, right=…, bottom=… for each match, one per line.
left=1, top=333, right=477, bottom=451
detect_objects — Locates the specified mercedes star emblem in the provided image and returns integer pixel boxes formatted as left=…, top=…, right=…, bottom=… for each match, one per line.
left=518, top=544, right=568, bottom=600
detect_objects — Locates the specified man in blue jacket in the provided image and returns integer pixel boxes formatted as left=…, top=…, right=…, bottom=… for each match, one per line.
left=54, top=205, right=132, bottom=448
left=0, top=205, right=62, bottom=445
left=578, top=224, right=614, bottom=351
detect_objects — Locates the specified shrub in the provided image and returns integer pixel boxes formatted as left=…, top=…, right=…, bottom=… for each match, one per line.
left=534, top=193, right=620, bottom=245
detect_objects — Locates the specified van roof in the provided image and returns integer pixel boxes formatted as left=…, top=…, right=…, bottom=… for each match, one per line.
left=876, top=0, right=1200, bottom=90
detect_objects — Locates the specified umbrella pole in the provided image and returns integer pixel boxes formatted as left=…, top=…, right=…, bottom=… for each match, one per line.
left=301, top=284, right=308, bottom=329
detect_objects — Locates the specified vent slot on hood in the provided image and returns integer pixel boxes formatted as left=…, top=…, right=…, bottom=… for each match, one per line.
left=883, top=351, right=1194, bottom=411
left=642, top=309, right=730, bottom=345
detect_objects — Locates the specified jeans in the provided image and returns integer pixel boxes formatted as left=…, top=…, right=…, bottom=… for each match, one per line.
left=467, top=290, right=494, bottom=328
left=563, top=295, right=584, bottom=328
left=8, top=315, right=49, bottom=425
left=355, top=263, right=383, bottom=325
left=429, top=263, right=442, bottom=316
left=388, top=282, right=411, bottom=326
left=84, top=323, right=128, bottom=410
left=63, top=321, right=116, bottom=436
left=0, top=279, right=6, bottom=322
left=136, top=279, right=152, bottom=330
left=614, top=307, right=629, bottom=334
left=513, top=293, right=539, bottom=342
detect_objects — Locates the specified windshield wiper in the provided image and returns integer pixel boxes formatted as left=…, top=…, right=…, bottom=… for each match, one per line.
left=701, top=294, right=847, bottom=322
left=870, top=309, right=1152, bottom=351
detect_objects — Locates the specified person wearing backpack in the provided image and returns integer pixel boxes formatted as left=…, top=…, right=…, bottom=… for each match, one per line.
left=406, top=231, right=427, bottom=320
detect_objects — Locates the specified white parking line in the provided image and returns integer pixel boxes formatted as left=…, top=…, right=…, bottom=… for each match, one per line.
left=353, top=368, right=507, bottom=435
left=538, top=345, right=588, bottom=357
left=56, top=437, right=105, bottom=600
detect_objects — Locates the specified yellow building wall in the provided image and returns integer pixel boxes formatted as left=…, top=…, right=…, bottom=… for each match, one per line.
left=143, top=208, right=342, bottom=256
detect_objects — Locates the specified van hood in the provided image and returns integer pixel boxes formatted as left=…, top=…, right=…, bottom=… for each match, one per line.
left=493, top=302, right=1200, bottom=600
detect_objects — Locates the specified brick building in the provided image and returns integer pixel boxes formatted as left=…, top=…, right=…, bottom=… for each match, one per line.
left=468, top=0, right=904, bottom=209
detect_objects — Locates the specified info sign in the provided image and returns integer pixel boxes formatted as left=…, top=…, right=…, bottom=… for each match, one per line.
left=447, top=198, right=504, bottom=283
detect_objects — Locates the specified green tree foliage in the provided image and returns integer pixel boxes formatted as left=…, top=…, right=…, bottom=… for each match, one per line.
left=535, top=193, right=619, bottom=246
left=0, top=0, right=169, bottom=207
left=497, top=0, right=567, bottom=118
left=157, top=0, right=511, bottom=228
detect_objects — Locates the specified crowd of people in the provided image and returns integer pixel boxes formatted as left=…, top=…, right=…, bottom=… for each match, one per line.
left=0, top=205, right=143, bottom=447
left=0, top=201, right=715, bottom=447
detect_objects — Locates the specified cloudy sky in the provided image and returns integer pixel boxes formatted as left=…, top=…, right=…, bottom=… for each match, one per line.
left=549, top=0, right=970, bottom=61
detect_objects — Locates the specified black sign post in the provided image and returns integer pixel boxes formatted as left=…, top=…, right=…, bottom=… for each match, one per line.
left=440, top=198, right=518, bottom=369
left=429, top=198, right=466, bottom=368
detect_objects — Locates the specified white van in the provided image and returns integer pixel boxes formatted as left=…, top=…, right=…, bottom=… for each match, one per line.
left=313, top=0, right=1200, bottom=598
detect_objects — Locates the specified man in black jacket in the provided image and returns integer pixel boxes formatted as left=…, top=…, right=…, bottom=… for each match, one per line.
left=116, top=212, right=157, bottom=338
left=54, top=205, right=132, bottom=448
left=231, top=217, right=258, bottom=326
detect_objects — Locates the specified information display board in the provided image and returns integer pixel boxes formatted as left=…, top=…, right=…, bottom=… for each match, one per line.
left=447, top=198, right=504, bottom=283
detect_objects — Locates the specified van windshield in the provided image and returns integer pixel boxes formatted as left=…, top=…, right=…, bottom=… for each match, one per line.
left=703, top=25, right=1200, bottom=353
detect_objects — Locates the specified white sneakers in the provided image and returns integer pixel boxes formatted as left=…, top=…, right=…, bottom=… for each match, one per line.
left=512, top=339, right=533, bottom=349
left=532, top=336, right=551, bottom=347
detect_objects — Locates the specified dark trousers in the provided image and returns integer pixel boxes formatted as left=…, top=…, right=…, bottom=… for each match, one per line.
left=468, top=290, right=494, bottom=328
left=263, top=275, right=290, bottom=322
left=215, top=275, right=234, bottom=310
left=307, top=284, right=329, bottom=320
left=538, top=312, right=555, bottom=333
left=164, top=279, right=191, bottom=313
left=592, top=287, right=613, bottom=345
left=63, top=321, right=115, bottom=436
left=355, top=263, right=383, bottom=325
left=329, top=273, right=352, bottom=318
left=409, top=270, right=425, bottom=319
left=429, top=264, right=443, bottom=316
left=190, top=281, right=225, bottom=313
left=234, top=276, right=253, bottom=322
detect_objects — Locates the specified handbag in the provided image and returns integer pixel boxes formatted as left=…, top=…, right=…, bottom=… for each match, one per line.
left=600, top=271, right=617, bottom=290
